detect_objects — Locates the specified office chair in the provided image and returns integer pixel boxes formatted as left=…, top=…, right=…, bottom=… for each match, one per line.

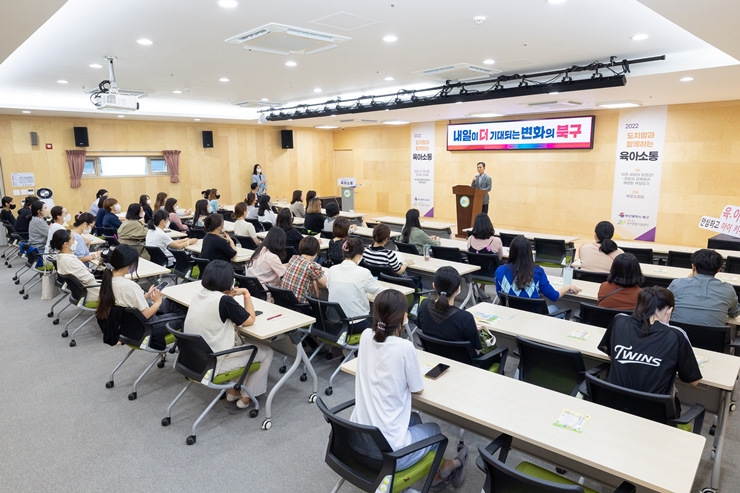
left=533, top=238, right=570, bottom=268
left=143, top=245, right=170, bottom=268
left=320, top=231, right=334, bottom=239
left=417, top=331, right=507, bottom=375
left=260, top=221, right=273, bottom=231
left=359, top=259, right=398, bottom=279
left=620, top=247, right=653, bottom=264
left=498, top=232, right=518, bottom=248
left=641, top=275, right=672, bottom=289
left=575, top=303, right=631, bottom=329
left=47, top=271, right=71, bottom=324
left=476, top=434, right=636, bottom=493
left=725, top=256, right=740, bottom=274
left=431, top=245, right=465, bottom=263
left=189, top=226, right=206, bottom=239
left=234, top=273, right=268, bottom=300
left=188, top=257, right=210, bottom=281
left=379, top=273, right=433, bottom=328
left=317, top=397, right=448, bottom=493
left=516, top=336, right=586, bottom=396
left=161, top=324, right=261, bottom=445
left=266, top=284, right=314, bottom=376
left=666, top=251, right=693, bottom=269
left=284, top=246, right=299, bottom=263
left=573, top=270, right=608, bottom=284
left=168, top=248, right=195, bottom=282
left=394, top=241, right=420, bottom=255
left=235, top=234, right=258, bottom=249
left=498, top=293, right=572, bottom=320
left=671, top=321, right=737, bottom=355
left=467, top=252, right=500, bottom=301
left=17, top=248, right=54, bottom=299
left=56, top=274, right=99, bottom=347
left=246, top=218, right=264, bottom=233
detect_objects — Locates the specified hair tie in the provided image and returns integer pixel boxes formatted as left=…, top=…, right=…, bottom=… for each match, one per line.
left=377, top=321, right=386, bottom=330
left=341, top=241, right=350, bottom=251
left=440, top=291, right=447, bottom=296
left=104, top=263, right=113, bottom=270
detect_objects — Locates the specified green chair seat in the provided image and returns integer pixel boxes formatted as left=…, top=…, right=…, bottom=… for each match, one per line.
left=38, top=264, right=56, bottom=271
left=524, top=367, right=579, bottom=396
left=191, top=266, right=200, bottom=279
left=212, top=362, right=260, bottom=384
left=676, top=422, right=693, bottom=432
left=318, top=333, right=362, bottom=348
left=536, top=262, right=565, bottom=269
left=83, top=301, right=99, bottom=309
left=391, top=450, right=437, bottom=493
left=127, top=332, right=178, bottom=351
left=515, top=462, right=598, bottom=493
left=488, top=362, right=500, bottom=373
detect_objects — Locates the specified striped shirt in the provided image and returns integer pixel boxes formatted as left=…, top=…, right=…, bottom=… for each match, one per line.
left=362, top=246, right=402, bottom=272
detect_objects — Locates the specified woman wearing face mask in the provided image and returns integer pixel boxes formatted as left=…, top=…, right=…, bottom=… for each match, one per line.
left=118, top=204, right=149, bottom=254
left=145, top=209, right=197, bottom=267
left=70, top=212, right=101, bottom=264
left=251, top=164, right=267, bottom=198
left=98, top=198, right=123, bottom=231
left=165, top=197, right=189, bottom=232
left=45, top=205, right=71, bottom=253
left=207, top=189, right=221, bottom=214
left=1, top=196, right=17, bottom=226
left=51, top=229, right=99, bottom=302
left=89, top=189, right=108, bottom=216
left=28, top=200, right=50, bottom=251
left=139, top=194, right=153, bottom=223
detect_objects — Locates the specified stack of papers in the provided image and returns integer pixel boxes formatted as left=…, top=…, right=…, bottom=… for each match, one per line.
left=554, top=409, right=590, bottom=433
left=471, top=311, right=502, bottom=324
left=567, top=329, right=592, bottom=341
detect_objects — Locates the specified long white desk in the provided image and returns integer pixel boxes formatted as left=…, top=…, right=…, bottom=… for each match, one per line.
left=468, top=301, right=740, bottom=491
left=256, top=231, right=329, bottom=250
left=615, top=240, right=740, bottom=260
left=351, top=226, right=400, bottom=240
left=126, top=257, right=171, bottom=280
left=185, top=239, right=253, bottom=263
left=341, top=349, right=705, bottom=493
left=573, top=260, right=740, bottom=288
left=394, top=251, right=479, bottom=308
left=370, top=215, right=455, bottom=238
left=81, top=233, right=106, bottom=246
left=162, top=281, right=317, bottom=431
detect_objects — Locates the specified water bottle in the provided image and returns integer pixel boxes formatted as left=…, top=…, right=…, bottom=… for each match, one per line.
left=282, top=196, right=286, bottom=204
left=424, top=244, right=430, bottom=261
left=562, top=265, right=574, bottom=285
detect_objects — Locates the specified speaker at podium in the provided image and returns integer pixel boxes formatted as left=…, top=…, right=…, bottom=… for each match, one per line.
left=452, top=185, right=487, bottom=238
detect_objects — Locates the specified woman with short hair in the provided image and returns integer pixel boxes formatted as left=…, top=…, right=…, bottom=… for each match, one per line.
left=327, top=237, right=380, bottom=330
left=597, top=253, right=643, bottom=310
left=304, top=198, right=325, bottom=233
left=289, top=190, right=305, bottom=218
left=232, top=202, right=260, bottom=245
left=28, top=200, right=49, bottom=251
left=145, top=210, right=197, bottom=267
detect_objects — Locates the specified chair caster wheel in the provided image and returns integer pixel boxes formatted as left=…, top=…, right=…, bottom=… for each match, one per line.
left=23, top=294, right=28, bottom=300
left=12, top=276, right=17, bottom=281
left=278, top=366, right=287, bottom=374
left=105, top=381, right=114, bottom=389
left=711, top=449, right=716, bottom=460
left=52, top=319, right=59, bottom=325
left=161, top=417, right=171, bottom=427
left=69, top=340, right=76, bottom=347
left=157, top=360, right=165, bottom=369
left=556, top=467, right=567, bottom=475
left=325, top=387, right=333, bottom=396
left=47, top=312, right=53, bottom=318
left=14, top=280, right=19, bottom=285
left=249, top=409, right=259, bottom=418
left=19, top=289, right=24, bottom=294
left=308, top=393, right=317, bottom=403
left=186, top=435, right=196, bottom=445
left=300, top=373, right=307, bottom=382
left=702, top=487, right=716, bottom=493
left=261, top=419, right=272, bottom=430
left=128, top=392, right=137, bottom=401
left=730, top=402, right=737, bottom=412
left=61, top=331, right=68, bottom=338
left=709, top=425, right=716, bottom=436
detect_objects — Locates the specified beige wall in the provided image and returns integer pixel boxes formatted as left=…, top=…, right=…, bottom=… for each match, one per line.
left=1, top=100, right=739, bottom=247
left=0, top=116, right=334, bottom=216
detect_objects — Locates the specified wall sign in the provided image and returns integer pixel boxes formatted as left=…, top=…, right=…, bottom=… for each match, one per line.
left=447, top=116, right=595, bottom=151
left=610, top=106, right=668, bottom=242
left=699, top=205, right=740, bottom=238
left=411, top=122, right=435, bottom=217
left=11, top=172, right=35, bottom=187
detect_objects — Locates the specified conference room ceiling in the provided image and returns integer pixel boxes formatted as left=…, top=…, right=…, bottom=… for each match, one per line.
left=0, top=0, right=738, bottom=127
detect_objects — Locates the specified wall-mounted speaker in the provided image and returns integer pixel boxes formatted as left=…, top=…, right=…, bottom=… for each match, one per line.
left=281, top=129, right=293, bottom=149
left=202, top=130, right=213, bottom=148
left=73, top=127, right=89, bottom=147
left=30, top=132, right=38, bottom=146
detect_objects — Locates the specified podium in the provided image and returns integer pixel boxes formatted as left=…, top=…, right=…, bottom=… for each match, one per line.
left=452, top=185, right=486, bottom=238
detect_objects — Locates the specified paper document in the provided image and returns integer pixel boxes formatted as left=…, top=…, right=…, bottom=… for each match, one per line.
left=471, top=311, right=502, bottom=324
left=696, top=356, right=709, bottom=368
left=421, top=363, right=436, bottom=375
left=554, top=409, right=590, bottom=433
left=567, top=329, right=592, bottom=341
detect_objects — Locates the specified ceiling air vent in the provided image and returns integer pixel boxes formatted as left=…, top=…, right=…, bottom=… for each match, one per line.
left=415, top=63, right=501, bottom=82
left=233, top=100, right=286, bottom=108
left=526, top=100, right=585, bottom=110
left=226, top=23, right=350, bottom=55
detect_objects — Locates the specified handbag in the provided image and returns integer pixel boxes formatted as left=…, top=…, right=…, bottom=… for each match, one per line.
left=41, top=267, right=60, bottom=301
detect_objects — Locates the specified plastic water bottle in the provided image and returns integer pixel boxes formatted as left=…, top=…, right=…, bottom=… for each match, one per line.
left=424, top=244, right=430, bottom=261
left=562, top=265, right=574, bottom=285
left=282, top=196, right=286, bottom=204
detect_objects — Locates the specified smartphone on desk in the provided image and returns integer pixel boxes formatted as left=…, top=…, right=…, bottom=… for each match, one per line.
left=424, top=363, right=450, bottom=380
left=154, top=281, right=169, bottom=292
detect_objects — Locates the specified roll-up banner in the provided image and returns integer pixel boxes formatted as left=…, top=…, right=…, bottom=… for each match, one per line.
left=411, top=122, right=435, bottom=217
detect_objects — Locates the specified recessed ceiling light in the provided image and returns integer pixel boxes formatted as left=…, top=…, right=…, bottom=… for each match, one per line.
left=89, top=63, right=102, bottom=68
left=118, top=115, right=125, bottom=118
left=455, top=101, right=463, bottom=105
left=57, top=80, right=68, bottom=84
left=22, top=111, right=31, bottom=114
left=483, top=59, right=495, bottom=65
left=194, top=118, right=201, bottom=121
left=383, top=120, right=410, bottom=125
left=383, top=35, right=397, bottom=43
left=548, top=0, right=566, bottom=3
left=631, top=34, right=649, bottom=41
left=315, top=125, right=338, bottom=129
left=469, top=112, right=503, bottom=118
left=597, top=101, right=642, bottom=109
left=548, top=91, right=559, bottom=95
left=35, top=92, right=44, bottom=95
left=137, top=38, right=153, bottom=45
left=219, top=77, right=229, bottom=82
left=330, top=114, right=337, bottom=117
left=384, top=76, right=394, bottom=81
left=314, top=88, right=322, bottom=93
left=285, top=61, right=297, bottom=67
left=261, top=98, right=269, bottom=101
left=680, top=77, right=694, bottom=82
left=173, top=90, right=182, bottom=94
left=218, top=0, right=238, bottom=7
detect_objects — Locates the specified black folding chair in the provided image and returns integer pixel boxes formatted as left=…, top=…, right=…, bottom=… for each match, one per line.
left=417, top=331, right=507, bottom=374
left=671, top=321, right=738, bottom=354
left=533, top=238, right=569, bottom=268
left=725, top=256, right=740, bottom=274
left=621, top=247, right=653, bottom=264
left=573, top=270, right=608, bottom=283
left=499, top=293, right=571, bottom=319
left=641, top=275, right=672, bottom=289
left=516, top=336, right=586, bottom=397
left=666, top=251, right=693, bottom=268
left=498, top=232, right=517, bottom=248
left=394, top=241, right=420, bottom=255
left=431, top=245, right=465, bottom=263
left=56, top=274, right=99, bottom=347
left=575, top=303, right=631, bottom=328
left=246, top=218, right=264, bottom=233
left=234, top=273, right=268, bottom=300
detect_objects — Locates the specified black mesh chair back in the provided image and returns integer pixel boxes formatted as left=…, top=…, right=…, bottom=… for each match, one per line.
left=586, top=373, right=679, bottom=424
left=516, top=336, right=585, bottom=396
left=573, top=270, right=608, bottom=283
left=467, top=252, right=500, bottom=280
left=708, top=237, right=740, bottom=251
left=621, top=247, right=653, bottom=264
left=166, top=327, right=217, bottom=382
left=94, top=226, right=116, bottom=237
left=169, top=248, right=194, bottom=279
left=578, top=303, right=631, bottom=329
left=236, top=235, right=258, bottom=249
left=725, top=256, right=740, bottom=274
left=266, top=284, right=313, bottom=316
left=246, top=219, right=264, bottom=233
left=189, top=226, right=206, bottom=239
left=59, top=274, right=90, bottom=305
left=306, top=296, right=354, bottom=341
left=102, top=235, right=120, bottom=247
left=417, top=331, right=476, bottom=365
left=533, top=238, right=566, bottom=266
left=143, top=245, right=170, bottom=268
left=359, top=260, right=397, bottom=279
left=284, top=246, right=299, bottom=264
left=671, top=321, right=731, bottom=354
left=499, top=293, right=549, bottom=316
left=431, top=245, right=464, bottom=263
left=191, top=257, right=210, bottom=280
left=260, top=221, right=273, bottom=231
left=666, top=251, right=693, bottom=268
left=117, top=307, right=150, bottom=346
left=320, top=231, right=333, bottom=239
left=394, top=241, right=419, bottom=255
left=234, top=273, right=268, bottom=300
left=498, top=232, right=518, bottom=248
left=641, top=275, right=672, bottom=288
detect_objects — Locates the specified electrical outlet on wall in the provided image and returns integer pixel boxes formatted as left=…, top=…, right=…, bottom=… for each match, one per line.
left=13, top=190, right=20, bottom=196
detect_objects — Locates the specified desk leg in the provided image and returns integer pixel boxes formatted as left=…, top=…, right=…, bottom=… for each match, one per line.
left=460, top=274, right=475, bottom=309
left=261, top=338, right=318, bottom=431
left=708, top=390, right=730, bottom=491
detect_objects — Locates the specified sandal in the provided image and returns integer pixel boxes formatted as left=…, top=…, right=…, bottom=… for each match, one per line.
left=452, top=446, right=469, bottom=488
left=430, top=468, right=457, bottom=492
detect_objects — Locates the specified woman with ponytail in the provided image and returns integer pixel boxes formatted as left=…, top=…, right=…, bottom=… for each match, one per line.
left=577, top=221, right=624, bottom=273
left=416, top=266, right=482, bottom=352
left=95, top=244, right=185, bottom=350
left=327, top=237, right=380, bottom=330
left=350, top=289, right=466, bottom=484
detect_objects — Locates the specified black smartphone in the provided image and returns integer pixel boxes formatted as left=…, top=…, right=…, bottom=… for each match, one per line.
left=155, top=281, right=169, bottom=291
left=424, top=363, right=450, bottom=380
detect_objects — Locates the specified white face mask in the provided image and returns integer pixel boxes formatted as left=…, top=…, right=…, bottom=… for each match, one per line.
left=63, top=213, right=71, bottom=223
left=165, top=221, right=171, bottom=229
left=114, top=204, right=121, bottom=212
left=139, top=211, right=145, bottom=219
left=146, top=199, right=151, bottom=205
left=69, top=241, right=77, bottom=251
left=83, top=227, right=92, bottom=234
left=174, top=205, right=179, bottom=211
left=257, top=168, right=262, bottom=173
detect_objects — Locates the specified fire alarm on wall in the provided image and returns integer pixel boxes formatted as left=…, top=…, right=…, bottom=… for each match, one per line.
left=45, top=143, right=52, bottom=149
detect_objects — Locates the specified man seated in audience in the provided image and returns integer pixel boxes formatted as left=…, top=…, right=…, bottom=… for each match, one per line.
left=668, top=249, right=740, bottom=326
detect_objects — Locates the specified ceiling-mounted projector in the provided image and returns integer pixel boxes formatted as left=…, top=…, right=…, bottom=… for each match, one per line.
left=90, top=56, right=139, bottom=112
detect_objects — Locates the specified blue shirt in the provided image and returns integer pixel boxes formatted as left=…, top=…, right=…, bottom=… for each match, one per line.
left=208, top=199, right=219, bottom=214
left=495, top=264, right=559, bottom=302
left=72, top=232, right=90, bottom=258
left=101, top=211, right=122, bottom=230
left=252, top=173, right=267, bottom=196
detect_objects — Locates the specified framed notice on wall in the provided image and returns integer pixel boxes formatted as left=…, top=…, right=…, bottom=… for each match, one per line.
left=447, top=115, right=595, bottom=151
left=11, top=172, right=35, bottom=187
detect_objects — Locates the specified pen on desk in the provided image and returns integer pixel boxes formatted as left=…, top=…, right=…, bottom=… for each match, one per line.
left=267, top=313, right=283, bottom=321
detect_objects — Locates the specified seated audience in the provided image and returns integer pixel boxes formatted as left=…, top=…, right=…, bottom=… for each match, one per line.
left=289, top=190, right=305, bottom=218
left=327, top=237, right=380, bottom=330
left=100, top=198, right=123, bottom=231
left=324, top=202, right=340, bottom=232
left=89, top=189, right=108, bottom=216
left=597, top=253, right=643, bottom=309
left=117, top=204, right=148, bottom=252
left=400, top=208, right=440, bottom=255
left=362, top=223, right=410, bottom=275
left=45, top=205, right=70, bottom=253
left=328, top=218, right=352, bottom=266
left=281, top=236, right=326, bottom=303
left=50, top=229, right=99, bottom=302
left=577, top=221, right=624, bottom=273
left=28, top=200, right=49, bottom=251
left=244, top=227, right=287, bottom=289
left=201, top=214, right=238, bottom=263
left=232, top=202, right=260, bottom=245
left=145, top=210, right=196, bottom=267
left=153, top=192, right=168, bottom=211
left=70, top=212, right=101, bottom=264
left=14, top=196, right=38, bottom=234
left=192, top=199, right=210, bottom=228
left=139, top=194, right=153, bottom=223
left=165, top=197, right=189, bottom=232
left=1, top=196, right=16, bottom=226
left=303, top=198, right=325, bottom=233
left=276, top=208, right=304, bottom=252
left=245, top=193, right=259, bottom=220
left=467, top=213, right=504, bottom=257
left=257, top=194, right=277, bottom=226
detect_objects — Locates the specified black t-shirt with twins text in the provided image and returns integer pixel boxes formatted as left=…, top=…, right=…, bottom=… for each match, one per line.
left=597, top=314, right=702, bottom=395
